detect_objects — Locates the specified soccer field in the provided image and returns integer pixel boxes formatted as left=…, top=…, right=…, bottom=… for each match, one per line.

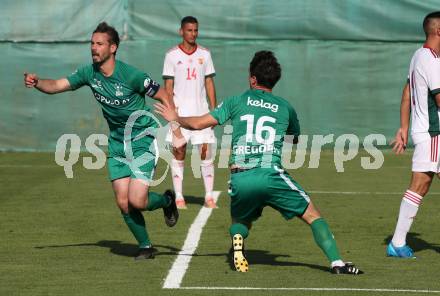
left=1, top=151, right=440, bottom=296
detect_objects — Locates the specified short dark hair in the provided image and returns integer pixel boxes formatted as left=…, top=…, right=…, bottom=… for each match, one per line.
left=249, top=51, right=281, bottom=89
left=423, top=11, right=440, bottom=37
left=181, top=16, right=198, bottom=28
left=93, top=22, right=120, bottom=49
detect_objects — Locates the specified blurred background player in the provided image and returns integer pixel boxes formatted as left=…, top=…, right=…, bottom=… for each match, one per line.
left=162, top=16, right=217, bottom=209
left=156, top=50, right=363, bottom=275
left=389, top=11, right=440, bottom=258
left=24, top=22, right=178, bottom=260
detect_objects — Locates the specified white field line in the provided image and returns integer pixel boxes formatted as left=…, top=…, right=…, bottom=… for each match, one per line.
left=7, top=163, right=437, bottom=195
left=162, top=191, right=221, bottom=289
left=178, top=287, right=440, bottom=293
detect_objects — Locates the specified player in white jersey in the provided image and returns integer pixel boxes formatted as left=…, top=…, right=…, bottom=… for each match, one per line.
left=162, top=16, right=217, bottom=209
left=388, top=11, right=440, bottom=258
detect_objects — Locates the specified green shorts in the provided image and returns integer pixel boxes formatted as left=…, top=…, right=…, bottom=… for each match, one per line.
left=228, top=165, right=310, bottom=223
left=107, top=135, right=158, bottom=182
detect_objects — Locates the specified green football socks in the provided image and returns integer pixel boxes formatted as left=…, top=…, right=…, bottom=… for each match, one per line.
left=122, top=211, right=151, bottom=248
left=311, top=218, right=342, bottom=263
left=121, top=192, right=170, bottom=249
left=146, top=192, right=170, bottom=211
left=229, top=223, right=249, bottom=239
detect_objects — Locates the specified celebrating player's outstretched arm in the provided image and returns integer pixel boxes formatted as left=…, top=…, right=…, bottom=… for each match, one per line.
left=154, top=102, right=218, bottom=130
left=24, top=72, right=71, bottom=94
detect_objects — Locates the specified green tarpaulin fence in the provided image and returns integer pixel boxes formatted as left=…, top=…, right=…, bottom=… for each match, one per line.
left=1, top=0, right=438, bottom=150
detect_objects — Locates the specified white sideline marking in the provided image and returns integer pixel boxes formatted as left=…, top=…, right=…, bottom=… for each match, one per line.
left=162, top=191, right=221, bottom=289
left=308, top=191, right=440, bottom=195
left=178, top=287, right=440, bottom=293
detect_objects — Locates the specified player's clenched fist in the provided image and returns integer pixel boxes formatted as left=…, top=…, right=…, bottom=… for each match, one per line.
left=24, top=72, right=39, bottom=88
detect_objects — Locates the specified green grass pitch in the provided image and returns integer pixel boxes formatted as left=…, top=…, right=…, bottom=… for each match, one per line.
left=1, top=151, right=440, bottom=296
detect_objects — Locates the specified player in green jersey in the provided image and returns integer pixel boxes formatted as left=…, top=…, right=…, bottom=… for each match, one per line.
left=155, top=51, right=363, bottom=274
left=24, top=22, right=178, bottom=260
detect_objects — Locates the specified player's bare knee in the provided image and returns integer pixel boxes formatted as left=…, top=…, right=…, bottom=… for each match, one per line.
left=117, top=202, right=129, bottom=213
left=200, top=151, right=207, bottom=160
left=409, top=173, right=433, bottom=196
left=173, top=145, right=187, bottom=160
left=200, top=144, right=208, bottom=160
left=128, top=194, right=148, bottom=210
left=129, top=199, right=146, bottom=210
left=300, top=202, right=322, bottom=225
left=408, top=184, right=429, bottom=197
left=114, top=194, right=129, bottom=213
left=116, top=198, right=129, bottom=212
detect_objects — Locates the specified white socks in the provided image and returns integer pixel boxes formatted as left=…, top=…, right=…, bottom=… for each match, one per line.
left=331, top=260, right=345, bottom=268
left=171, top=156, right=215, bottom=201
left=201, top=159, right=214, bottom=198
left=391, top=190, right=423, bottom=247
left=171, top=159, right=184, bottom=200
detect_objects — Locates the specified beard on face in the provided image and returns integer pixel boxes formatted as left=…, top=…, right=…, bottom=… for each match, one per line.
left=91, top=51, right=100, bottom=64
left=91, top=52, right=110, bottom=65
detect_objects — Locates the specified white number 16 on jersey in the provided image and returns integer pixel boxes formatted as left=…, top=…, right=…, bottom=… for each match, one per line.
left=240, top=114, right=276, bottom=144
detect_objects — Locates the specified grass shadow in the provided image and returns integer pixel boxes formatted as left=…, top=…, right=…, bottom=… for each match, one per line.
left=35, top=241, right=329, bottom=272
left=183, top=195, right=205, bottom=206
left=35, top=240, right=180, bottom=257
left=226, top=249, right=329, bottom=272
left=194, top=249, right=328, bottom=272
